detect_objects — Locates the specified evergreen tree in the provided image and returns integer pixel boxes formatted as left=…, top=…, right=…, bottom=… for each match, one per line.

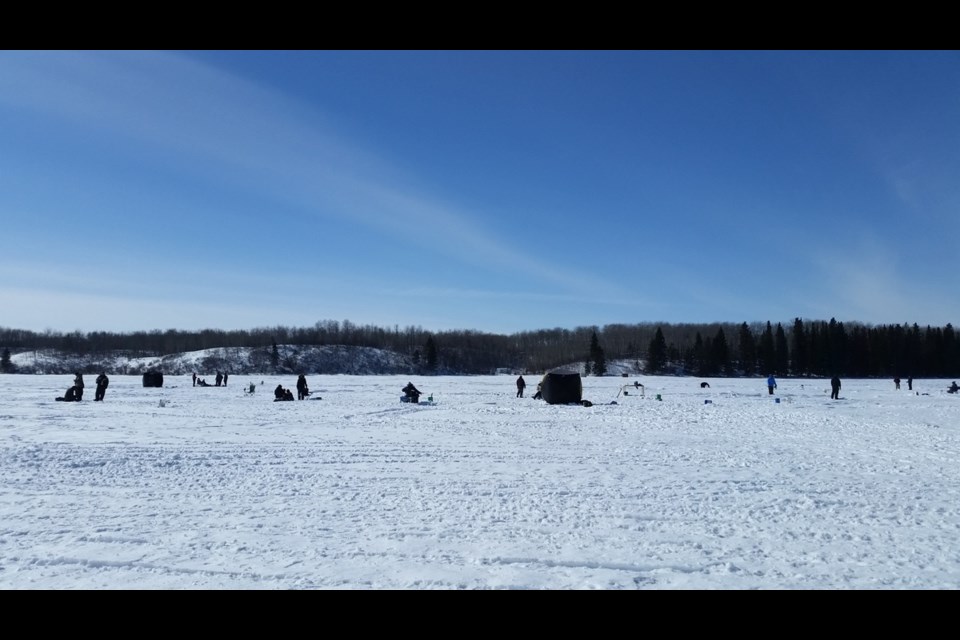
left=589, top=331, right=607, bottom=376
left=758, top=321, right=775, bottom=375
left=271, top=340, right=279, bottom=370
left=791, top=318, right=807, bottom=376
left=691, top=332, right=705, bottom=377
left=646, top=327, right=668, bottom=374
left=583, top=358, right=592, bottom=376
left=827, top=317, right=846, bottom=374
left=774, top=323, right=789, bottom=375
left=904, top=323, right=922, bottom=378
left=712, top=328, right=731, bottom=376
left=0, top=348, right=13, bottom=373
left=737, top=322, right=756, bottom=376
left=944, top=323, right=958, bottom=377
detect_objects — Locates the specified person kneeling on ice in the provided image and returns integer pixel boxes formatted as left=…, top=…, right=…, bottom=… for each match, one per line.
left=56, top=385, right=81, bottom=402
left=401, top=382, right=421, bottom=403
left=949, top=381, right=959, bottom=394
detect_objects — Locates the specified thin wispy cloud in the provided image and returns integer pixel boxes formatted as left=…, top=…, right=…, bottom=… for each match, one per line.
left=0, top=51, right=623, bottom=302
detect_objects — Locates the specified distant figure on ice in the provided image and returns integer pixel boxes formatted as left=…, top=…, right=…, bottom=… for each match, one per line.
left=948, top=381, right=959, bottom=394
left=223, top=372, right=228, bottom=386
left=56, top=382, right=81, bottom=402
left=192, top=372, right=197, bottom=387
left=402, top=382, right=421, bottom=403
left=247, top=382, right=256, bottom=394
left=700, top=382, right=710, bottom=389
left=275, top=384, right=285, bottom=400
left=907, top=377, right=913, bottom=391
left=533, top=383, right=543, bottom=400
left=95, top=372, right=109, bottom=401
left=297, top=374, right=309, bottom=400
left=830, top=376, right=841, bottom=400
left=894, top=377, right=901, bottom=390
left=215, top=371, right=223, bottom=387
left=73, top=373, right=85, bottom=401
left=767, top=375, right=777, bottom=395
left=516, top=375, right=526, bottom=398
left=197, top=378, right=210, bottom=387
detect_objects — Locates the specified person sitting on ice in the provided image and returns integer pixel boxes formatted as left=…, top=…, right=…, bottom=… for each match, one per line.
left=56, top=385, right=80, bottom=402
left=949, top=381, right=959, bottom=394
left=402, top=382, right=421, bottom=403
left=275, top=384, right=285, bottom=400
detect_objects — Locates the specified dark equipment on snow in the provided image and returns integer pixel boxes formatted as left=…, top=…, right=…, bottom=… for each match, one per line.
left=142, top=371, right=164, bottom=388
left=539, top=372, right=583, bottom=405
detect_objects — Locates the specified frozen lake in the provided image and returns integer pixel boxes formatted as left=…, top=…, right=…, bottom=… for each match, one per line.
left=1, top=373, right=959, bottom=589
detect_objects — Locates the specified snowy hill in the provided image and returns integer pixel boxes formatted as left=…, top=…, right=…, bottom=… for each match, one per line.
left=10, top=344, right=419, bottom=376
left=8, top=350, right=652, bottom=378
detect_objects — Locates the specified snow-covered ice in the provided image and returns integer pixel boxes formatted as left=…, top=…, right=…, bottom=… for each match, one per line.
left=1, top=373, right=959, bottom=589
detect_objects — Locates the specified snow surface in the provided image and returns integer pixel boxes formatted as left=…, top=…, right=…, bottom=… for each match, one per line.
left=2, top=373, right=959, bottom=590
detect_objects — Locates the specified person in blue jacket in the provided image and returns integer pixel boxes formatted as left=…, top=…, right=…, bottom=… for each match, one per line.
left=767, top=375, right=777, bottom=395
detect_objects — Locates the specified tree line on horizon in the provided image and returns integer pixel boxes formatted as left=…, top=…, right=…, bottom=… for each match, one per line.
left=1, top=318, right=958, bottom=377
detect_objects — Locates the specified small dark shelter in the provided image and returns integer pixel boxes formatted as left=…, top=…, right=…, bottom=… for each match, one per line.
left=539, top=372, right=582, bottom=405
left=142, top=371, right=164, bottom=388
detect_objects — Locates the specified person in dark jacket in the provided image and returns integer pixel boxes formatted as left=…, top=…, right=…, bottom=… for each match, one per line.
left=215, top=371, right=223, bottom=387
left=95, top=372, right=109, bottom=401
left=830, top=376, right=841, bottom=400
left=948, top=381, right=959, bottom=394
left=402, top=382, right=421, bottom=403
left=56, top=385, right=80, bottom=402
left=516, top=375, right=526, bottom=398
left=73, top=373, right=85, bottom=401
left=296, top=374, right=309, bottom=400
left=275, top=384, right=285, bottom=400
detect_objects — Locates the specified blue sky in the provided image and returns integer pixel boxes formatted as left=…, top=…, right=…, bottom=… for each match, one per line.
left=2, top=50, right=958, bottom=335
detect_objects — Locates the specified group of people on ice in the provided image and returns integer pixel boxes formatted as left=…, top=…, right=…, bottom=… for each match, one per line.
left=56, top=372, right=108, bottom=402
left=193, top=371, right=228, bottom=387
left=274, top=374, right=314, bottom=401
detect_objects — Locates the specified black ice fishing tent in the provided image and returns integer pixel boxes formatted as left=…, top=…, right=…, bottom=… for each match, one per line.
left=539, top=372, right=582, bottom=405
left=142, top=371, right=164, bottom=387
